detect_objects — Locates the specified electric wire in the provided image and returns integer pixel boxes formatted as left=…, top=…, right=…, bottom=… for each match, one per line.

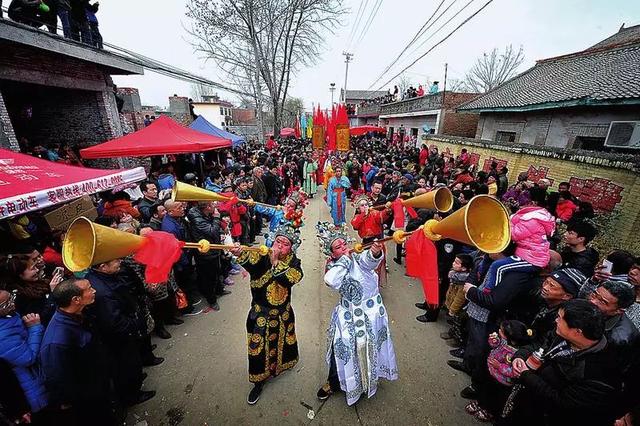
left=366, top=0, right=451, bottom=89
left=374, top=0, right=494, bottom=91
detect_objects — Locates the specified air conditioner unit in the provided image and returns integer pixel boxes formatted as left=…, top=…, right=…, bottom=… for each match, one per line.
left=604, top=121, right=640, bottom=149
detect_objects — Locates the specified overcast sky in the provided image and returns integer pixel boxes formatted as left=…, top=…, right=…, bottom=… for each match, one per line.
left=101, top=0, right=640, bottom=110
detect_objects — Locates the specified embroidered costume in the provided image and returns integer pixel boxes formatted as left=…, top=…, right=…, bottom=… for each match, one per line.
left=317, top=222, right=398, bottom=405
left=237, top=241, right=304, bottom=383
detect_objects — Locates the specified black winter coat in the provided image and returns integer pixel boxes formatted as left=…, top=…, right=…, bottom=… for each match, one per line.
left=511, top=336, right=623, bottom=426
left=186, top=207, right=222, bottom=259
left=85, top=270, right=146, bottom=343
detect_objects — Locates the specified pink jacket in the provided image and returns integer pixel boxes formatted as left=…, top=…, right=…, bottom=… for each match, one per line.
left=510, top=206, right=555, bottom=267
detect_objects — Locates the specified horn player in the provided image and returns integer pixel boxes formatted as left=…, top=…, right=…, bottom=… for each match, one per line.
left=351, top=194, right=392, bottom=283
left=229, top=223, right=304, bottom=406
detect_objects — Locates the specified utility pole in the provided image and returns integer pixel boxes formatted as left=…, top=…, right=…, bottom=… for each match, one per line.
left=342, top=52, right=353, bottom=103
left=329, top=83, right=336, bottom=106
left=442, top=62, right=448, bottom=107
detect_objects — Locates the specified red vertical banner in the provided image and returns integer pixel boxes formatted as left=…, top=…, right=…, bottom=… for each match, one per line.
left=336, top=124, right=350, bottom=151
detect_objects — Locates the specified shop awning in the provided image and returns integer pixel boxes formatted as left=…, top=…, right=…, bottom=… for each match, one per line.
left=350, top=125, right=387, bottom=136
left=189, top=116, right=245, bottom=147
left=0, top=149, right=146, bottom=219
left=80, top=115, right=232, bottom=159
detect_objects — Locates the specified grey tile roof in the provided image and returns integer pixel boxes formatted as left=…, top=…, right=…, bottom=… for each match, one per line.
left=460, top=43, right=640, bottom=112
left=588, top=24, right=640, bottom=50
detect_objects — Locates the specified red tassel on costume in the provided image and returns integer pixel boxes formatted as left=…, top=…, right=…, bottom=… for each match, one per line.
left=405, top=230, right=439, bottom=306
left=134, top=231, right=184, bottom=283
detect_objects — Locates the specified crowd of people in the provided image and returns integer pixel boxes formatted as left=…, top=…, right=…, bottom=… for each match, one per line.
left=1, top=132, right=639, bottom=424
left=317, top=138, right=640, bottom=425
left=0, top=138, right=324, bottom=423
left=356, top=82, right=440, bottom=109
left=3, top=0, right=103, bottom=48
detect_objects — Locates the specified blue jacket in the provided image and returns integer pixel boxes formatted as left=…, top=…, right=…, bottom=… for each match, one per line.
left=0, top=315, right=48, bottom=412
left=39, top=310, right=110, bottom=406
left=365, top=167, right=379, bottom=191
left=161, top=215, right=191, bottom=268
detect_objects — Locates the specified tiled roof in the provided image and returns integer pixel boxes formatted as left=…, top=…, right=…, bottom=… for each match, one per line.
left=343, top=90, right=388, bottom=101
left=460, top=41, right=640, bottom=112
left=587, top=24, right=640, bottom=51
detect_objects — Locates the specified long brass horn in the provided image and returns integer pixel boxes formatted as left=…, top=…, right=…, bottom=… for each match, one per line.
left=63, top=217, right=146, bottom=271
left=172, top=181, right=231, bottom=203
left=372, top=187, right=454, bottom=213
left=402, top=187, right=453, bottom=212
left=172, top=181, right=282, bottom=210
left=421, top=195, right=511, bottom=253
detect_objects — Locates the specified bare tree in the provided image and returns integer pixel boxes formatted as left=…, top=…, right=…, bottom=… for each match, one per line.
left=446, top=78, right=471, bottom=93
left=463, top=45, right=525, bottom=93
left=186, top=0, right=343, bottom=138
left=395, top=73, right=413, bottom=98
left=281, top=97, right=304, bottom=128
left=190, top=83, right=217, bottom=101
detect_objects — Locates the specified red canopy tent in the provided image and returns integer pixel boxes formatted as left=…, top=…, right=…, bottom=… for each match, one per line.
left=80, top=115, right=232, bottom=159
left=350, top=125, right=387, bottom=136
left=0, top=149, right=146, bottom=219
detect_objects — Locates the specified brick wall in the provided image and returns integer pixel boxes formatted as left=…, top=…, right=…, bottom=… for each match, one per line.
left=426, top=135, right=640, bottom=253
left=440, top=110, right=479, bottom=138
left=232, top=108, right=257, bottom=125
left=0, top=42, right=108, bottom=91
left=0, top=91, right=19, bottom=151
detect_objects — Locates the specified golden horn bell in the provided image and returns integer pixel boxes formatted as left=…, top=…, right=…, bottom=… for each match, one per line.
left=62, top=217, right=146, bottom=272
left=172, top=181, right=231, bottom=203
left=402, top=187, right=454, bottom=213
left=422, top=195, right=511, bottom=253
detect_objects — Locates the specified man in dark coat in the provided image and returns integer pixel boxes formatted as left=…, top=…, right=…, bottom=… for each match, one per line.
left=588, top=280, right=639, bottom=369
left=85, top=259, right=155, bottom=407
left=263, top=164, right=283, bottom=206
left=251, top=166, right=268, bottom=238
left=136, top=181, right=159, bottom=223
left=39, top=278, right=115, bottom=424
left=508, top=300, right=624, bottom=426
left=186, top=201, right=230, bottom=311
left=162, top=200, right=201, bottom=313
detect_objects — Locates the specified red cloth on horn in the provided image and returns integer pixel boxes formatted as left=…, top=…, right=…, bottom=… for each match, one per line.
left=391, top=198, right=418, bottom=228
left=405, top=230, right=439, bottom=306
left=134, top=231, right=185, bottom=283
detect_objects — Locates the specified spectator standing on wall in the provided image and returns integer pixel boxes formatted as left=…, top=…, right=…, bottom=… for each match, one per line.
left=85, top=1, right=102, bottom=49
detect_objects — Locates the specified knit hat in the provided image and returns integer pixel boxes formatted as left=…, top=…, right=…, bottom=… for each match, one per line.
left=403, top=173, right=414, bottom=182
left=550, top=268, right=587, bottom=297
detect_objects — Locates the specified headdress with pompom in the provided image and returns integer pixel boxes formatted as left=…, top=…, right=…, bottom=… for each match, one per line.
left=316, top=221, right=354, bottom=256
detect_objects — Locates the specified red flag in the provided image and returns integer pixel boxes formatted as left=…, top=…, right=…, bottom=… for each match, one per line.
left=405, top=229, right=439, bottom=306
left=294, top=115, right=301, bottom=139
left=327, top=106, right=337, bottom=151
left=134, top=231, right=184, bottom=283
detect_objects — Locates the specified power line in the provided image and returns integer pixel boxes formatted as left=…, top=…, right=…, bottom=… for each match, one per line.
left=402, top=0, right=476, bottom=63
left=351, top=0, right=384, bottom=51
left=346, top=0, right=369, bottom=50
left=374, top=0, right=494, bottom=91
left=366, top=0, right=451, bottom=90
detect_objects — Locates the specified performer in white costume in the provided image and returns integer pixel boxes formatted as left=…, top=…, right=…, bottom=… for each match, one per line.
left=316, top=222, right=398, bottom=405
